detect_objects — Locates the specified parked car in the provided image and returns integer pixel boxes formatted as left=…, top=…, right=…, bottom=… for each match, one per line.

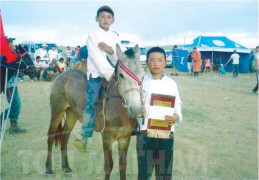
left=20, top=41, right=62, bottom=62
left=121, top=40, right=147, bottom=65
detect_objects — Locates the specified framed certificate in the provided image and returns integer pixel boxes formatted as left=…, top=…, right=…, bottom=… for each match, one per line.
left=147, top=93, right=175, bottom=139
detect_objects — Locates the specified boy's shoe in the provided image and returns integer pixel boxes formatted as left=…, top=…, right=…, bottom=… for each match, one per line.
left=73, top=138, right=88, bottom=153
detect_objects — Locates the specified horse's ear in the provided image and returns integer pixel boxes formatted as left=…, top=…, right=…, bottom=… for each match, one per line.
left=17, top=44, right=24, bottom=53
left=134, top=44, right=141, bottom=58
left=116, top=44, right=126, bottom=61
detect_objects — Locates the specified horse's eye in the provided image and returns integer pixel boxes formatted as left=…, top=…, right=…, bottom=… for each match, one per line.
left=119, top=73, right=124, bottom=78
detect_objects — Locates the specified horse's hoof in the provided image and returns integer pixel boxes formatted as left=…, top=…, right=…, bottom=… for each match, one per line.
left=64, top=171, right=73, bottom=176
left=45, top=171, right=53, bottom=176
left=64, top=168, right=73, bottom=175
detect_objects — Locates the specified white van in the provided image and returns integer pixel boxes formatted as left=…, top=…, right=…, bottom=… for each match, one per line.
left=20, top=41, right=62, bottom=61
left=121, top=40, right=147, bottom=65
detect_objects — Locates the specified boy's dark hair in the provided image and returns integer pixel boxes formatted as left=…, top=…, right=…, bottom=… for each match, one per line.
left=173, top=45, right=177, bottom=48
left=59, top=57, right=64, bottom=61
left=97, top=6, right=114, bottom=17
left=36, top=56, right=41, bottom=59
left=146, top=47, right=166, bottom=60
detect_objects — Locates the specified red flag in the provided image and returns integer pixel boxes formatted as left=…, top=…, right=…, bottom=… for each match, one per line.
left=0, top=11, right=18, bottom=64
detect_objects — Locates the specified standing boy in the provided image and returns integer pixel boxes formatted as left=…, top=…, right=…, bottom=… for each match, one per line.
left=73, top=6, right=121, bottom=152
left=137, top=47, right=182, bottom=179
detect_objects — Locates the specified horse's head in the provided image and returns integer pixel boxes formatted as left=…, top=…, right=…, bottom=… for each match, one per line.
left=116, top=44, right=145, bottom=119
left=16, top=44, right=37, bottom=79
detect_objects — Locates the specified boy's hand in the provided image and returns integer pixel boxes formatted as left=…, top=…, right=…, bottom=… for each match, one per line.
left=98, top=42, right=114, bottom=55
left=164, top=113, right=179, bottom=125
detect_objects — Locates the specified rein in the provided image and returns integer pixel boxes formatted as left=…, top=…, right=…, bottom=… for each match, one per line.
left=118, top=59, right=142, bottom=85
left=0, top=50, right=35, bottom=70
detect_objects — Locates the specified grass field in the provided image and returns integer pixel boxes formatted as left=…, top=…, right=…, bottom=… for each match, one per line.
left=1, top=70, right=258, bottom=180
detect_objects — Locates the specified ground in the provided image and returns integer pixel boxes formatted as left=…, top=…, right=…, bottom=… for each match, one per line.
left=0, top=70, right=258, bottom=180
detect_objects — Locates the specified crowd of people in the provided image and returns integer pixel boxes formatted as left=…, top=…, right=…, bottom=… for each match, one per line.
left=19, top=43, right=88, bottom=82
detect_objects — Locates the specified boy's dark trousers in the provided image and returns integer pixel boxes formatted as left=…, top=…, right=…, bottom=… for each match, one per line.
left=136, top=131, right=174, bottom=180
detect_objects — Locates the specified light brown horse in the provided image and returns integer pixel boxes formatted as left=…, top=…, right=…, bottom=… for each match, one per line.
left=45, top=45, right=145, bottom=179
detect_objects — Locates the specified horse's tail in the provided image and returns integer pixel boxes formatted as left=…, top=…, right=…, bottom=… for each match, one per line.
left=54, top=122, right=63, bottom=147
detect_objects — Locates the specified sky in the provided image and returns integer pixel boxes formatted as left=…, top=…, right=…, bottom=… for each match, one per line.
left=1, top=0, right=258, bottom=49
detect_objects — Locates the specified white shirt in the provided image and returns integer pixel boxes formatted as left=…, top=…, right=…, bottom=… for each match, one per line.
left=139, top=73, right=182, bottom=132
left=87, top=27, right=120, bottom=81
left=231, top=53, right=240, bottom=64
left=256, top=52, right=259, bottom=70
left=35, top=48, right=49, bottom=61
left=34, top=61, right=44, bottom=68
left=48, top=49, right=58, bottom=62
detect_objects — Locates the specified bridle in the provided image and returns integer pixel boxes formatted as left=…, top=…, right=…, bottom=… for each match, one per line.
left=117, top=59, right=144, bottom=109
left=16, top=50, right=35, bottom=69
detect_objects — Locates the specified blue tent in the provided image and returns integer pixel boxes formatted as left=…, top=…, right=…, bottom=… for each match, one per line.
left=177, top=36, right=251, bottom=73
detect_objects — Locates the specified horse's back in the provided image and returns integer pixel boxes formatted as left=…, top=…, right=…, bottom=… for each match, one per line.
left=50, top=69, right=87, bottom=119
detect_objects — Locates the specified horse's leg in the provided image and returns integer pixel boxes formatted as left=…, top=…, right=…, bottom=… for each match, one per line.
left=45, top=109, right=64, bottom=175
left=61, top=108, right=77, bottom=174
left=118, top=136, right=131, bottom=180
left=102, top=132, right=114, bottom=180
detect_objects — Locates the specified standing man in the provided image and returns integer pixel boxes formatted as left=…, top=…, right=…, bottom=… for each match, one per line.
left=252, top=46, right=259, bottom=93
left=34, top=44, right=49, bottom=62
left=225, top=50, right=240, bottom=78
left=0, top=37, right=26, bottom=133
left=48, top=46, right=58, bottom=63
left=191, top=47, right=201, bottom=76
left=171, top=45, right=179, bottom=76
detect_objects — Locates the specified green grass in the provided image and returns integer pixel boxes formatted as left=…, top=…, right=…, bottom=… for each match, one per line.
left=1, top=70, right=258, bottom=179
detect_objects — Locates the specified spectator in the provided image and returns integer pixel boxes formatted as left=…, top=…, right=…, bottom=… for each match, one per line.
left=191, top=47, right=201, bottom=76
left=79, top=45, right=88, bottom=61
left=42, top=63, right=59, bottom=81
left=75, top=45, right=81, bottom=61
left=65, top=46, right=72, bottom=61
left=34, top=44, right=49, bottom=62
left=48, top=46, right=59, bottom=63
left=34, top=55, right=45, bottom=80
left=56, top=57, right=66, bottom=73
left=213, top=57, right=220, bottom=72
left=219, top=64, right=226, bottom=76
left=203, top=56, right=213, bottom=73
left=171, top=45, right=179, bottom=76
left=225, top=50, right=240, bottom=78
left=249, top=51, right=255, bottom=73
left=0, top=37, right=26, bottom=133
left=252, top=46, right=259, bottom=93
left=187, top=51, right=193, bottom=75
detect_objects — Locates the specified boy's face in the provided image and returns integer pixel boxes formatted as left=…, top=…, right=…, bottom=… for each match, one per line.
left=146, top=52, right=166, bottom=78
left=96, top=11, right=114, bottom=31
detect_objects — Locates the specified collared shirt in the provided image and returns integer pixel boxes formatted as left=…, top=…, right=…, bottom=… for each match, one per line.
left=87, top=27, right=120, bottom=81
left=138, top=73, right=182, bottom=132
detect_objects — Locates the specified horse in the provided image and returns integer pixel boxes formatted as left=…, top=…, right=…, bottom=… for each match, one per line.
left=0, top=44, right=37, bottom=93
left=45, top=44, right=145, bottom=179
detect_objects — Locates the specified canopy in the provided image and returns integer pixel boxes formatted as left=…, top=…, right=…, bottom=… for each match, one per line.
left=182, top=36, right=250, bottom=53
